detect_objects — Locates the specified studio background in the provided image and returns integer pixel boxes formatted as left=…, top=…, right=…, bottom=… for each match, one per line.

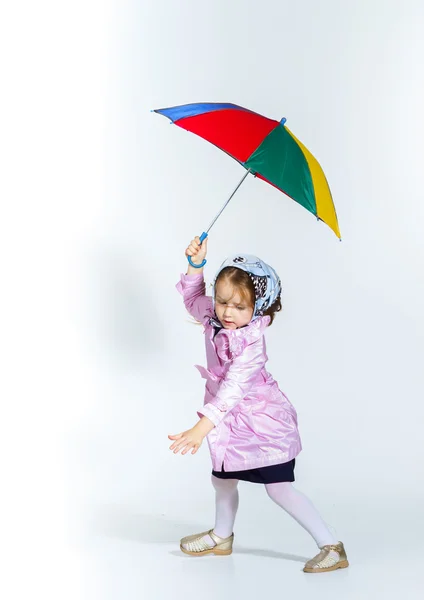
left=2, top=1, right=422, bottom=599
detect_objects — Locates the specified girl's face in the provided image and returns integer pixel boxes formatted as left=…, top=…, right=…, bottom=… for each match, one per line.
left=214, top=279, right=254, bottom=330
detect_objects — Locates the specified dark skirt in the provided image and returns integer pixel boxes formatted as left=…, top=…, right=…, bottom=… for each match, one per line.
left=212, top=458, right=296, bottom=484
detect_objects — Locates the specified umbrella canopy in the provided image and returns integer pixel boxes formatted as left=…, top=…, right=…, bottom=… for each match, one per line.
left=154, top=102, right=340, bottom=239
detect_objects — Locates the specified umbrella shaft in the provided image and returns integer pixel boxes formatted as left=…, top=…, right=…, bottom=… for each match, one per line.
left=206, top=168, right=251, bottom=234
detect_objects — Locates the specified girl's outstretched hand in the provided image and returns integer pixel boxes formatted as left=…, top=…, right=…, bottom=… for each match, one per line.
left=185, top=236, right=208, bottom=266
left=168, top=417, right=215, bottom=456
left=168, top=428, right=204, bottom=455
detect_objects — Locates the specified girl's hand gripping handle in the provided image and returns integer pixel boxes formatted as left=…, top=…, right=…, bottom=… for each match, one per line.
left=186, top=233, right=208, bottom=270
left=187, top=232, right=208, bottom=268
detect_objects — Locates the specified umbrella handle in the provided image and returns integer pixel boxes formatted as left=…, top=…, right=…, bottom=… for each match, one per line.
left=187, top=232, right=208, bottom=268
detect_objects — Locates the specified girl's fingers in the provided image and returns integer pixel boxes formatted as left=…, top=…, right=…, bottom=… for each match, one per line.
left=185, top=238, right=204, bottom=257
left=171, top=439, right=200, bottom=455
left=170, top=440, right=184, bottom=451
left=168, top=434, right=183, bottom=448
left=173, top=438, right=188, bottom=453
left=181, top=441, right=194, bottom=455
left=169, top=434, right=185, bottom=450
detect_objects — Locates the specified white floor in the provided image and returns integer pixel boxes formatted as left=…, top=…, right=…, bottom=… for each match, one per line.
left=77, top=501, right=424, bottom=600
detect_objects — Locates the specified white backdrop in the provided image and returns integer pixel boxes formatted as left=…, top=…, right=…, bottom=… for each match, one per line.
left=3, top=1, right=424, bottom=599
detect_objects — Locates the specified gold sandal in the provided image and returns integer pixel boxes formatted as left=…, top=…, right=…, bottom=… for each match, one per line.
left=180, top=529, right=234, bottom=556
left=303, top=541, right=349, bottom=573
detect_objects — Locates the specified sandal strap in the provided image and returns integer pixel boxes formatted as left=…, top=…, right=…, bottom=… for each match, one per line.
left=209, top=529, right=233, bottom=545
left=321, top=542, right=342, bottom=552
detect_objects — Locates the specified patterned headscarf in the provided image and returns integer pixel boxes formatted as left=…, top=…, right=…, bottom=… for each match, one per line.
left=212, top=254, right=281, bottom=321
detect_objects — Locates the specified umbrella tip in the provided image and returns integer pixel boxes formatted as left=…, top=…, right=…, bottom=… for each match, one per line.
left=280, top=117, right=287, bottom=126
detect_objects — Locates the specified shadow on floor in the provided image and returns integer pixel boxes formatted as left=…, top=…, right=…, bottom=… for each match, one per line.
left=88, top=507, right=309, bottom=563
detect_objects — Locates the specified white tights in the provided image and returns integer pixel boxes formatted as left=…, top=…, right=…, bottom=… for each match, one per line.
left=210, top=475, right=338, bottom=548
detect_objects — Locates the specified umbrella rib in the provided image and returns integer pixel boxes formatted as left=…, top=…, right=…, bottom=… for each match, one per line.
left=205, top=168, right=252, bottom=234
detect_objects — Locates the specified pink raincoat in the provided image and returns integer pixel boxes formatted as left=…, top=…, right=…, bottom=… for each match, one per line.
left=176, top=272, right=302, bottom=472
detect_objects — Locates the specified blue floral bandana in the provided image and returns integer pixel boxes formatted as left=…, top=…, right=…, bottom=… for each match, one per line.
left=212, top=254, right=281, bottom=322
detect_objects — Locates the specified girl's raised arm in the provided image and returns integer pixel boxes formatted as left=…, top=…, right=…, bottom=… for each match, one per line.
left=176, top=236, right=213, bottom=323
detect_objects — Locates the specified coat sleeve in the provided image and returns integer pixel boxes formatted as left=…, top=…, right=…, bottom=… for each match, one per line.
left=176, top=273, right=214, bottom=324
left=197, top=335, right=267, bottom=426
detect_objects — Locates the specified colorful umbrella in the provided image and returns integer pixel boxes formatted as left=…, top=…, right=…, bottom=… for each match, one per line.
left=154, top=102, right=340, bottom=267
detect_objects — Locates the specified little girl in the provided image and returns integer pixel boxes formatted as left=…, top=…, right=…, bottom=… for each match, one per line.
left=169, top=236, right=349, bottom=573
